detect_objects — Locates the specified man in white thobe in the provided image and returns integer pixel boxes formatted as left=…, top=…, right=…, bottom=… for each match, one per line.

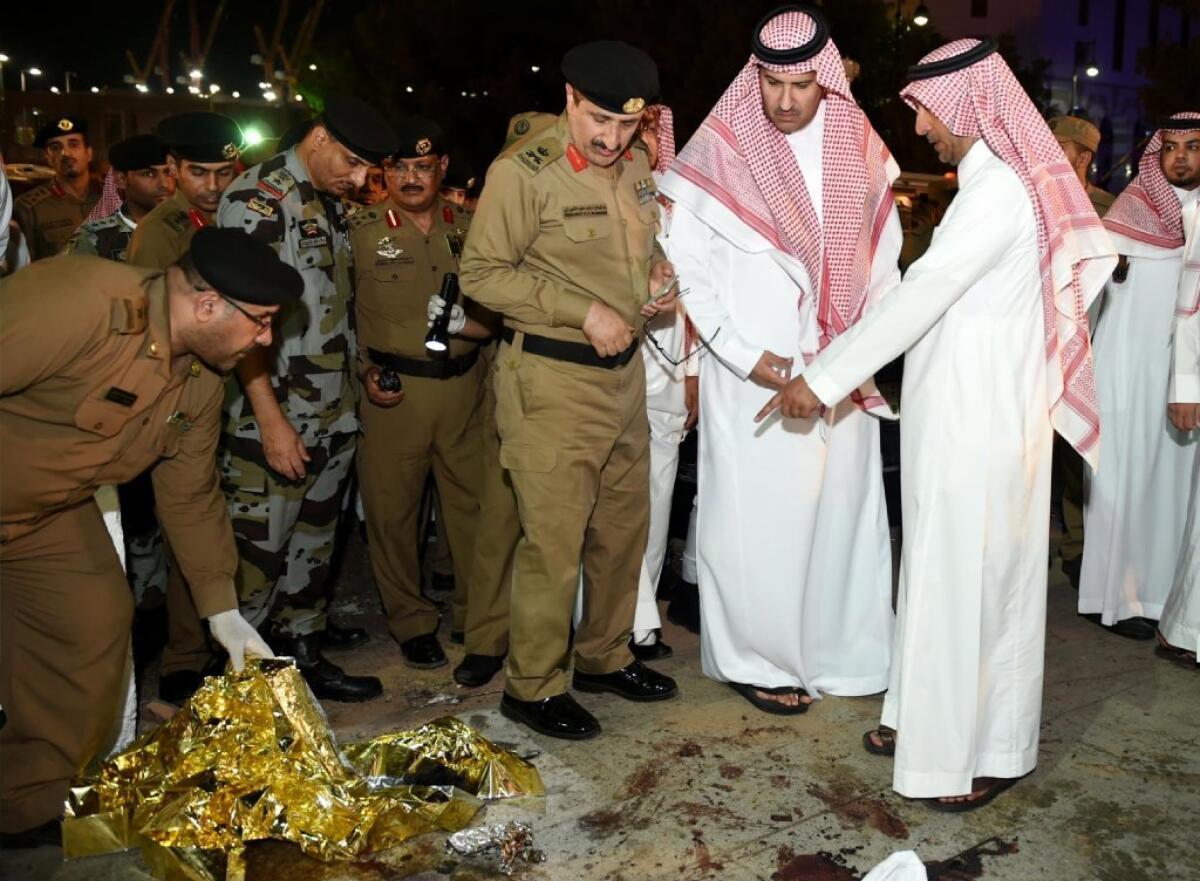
left=659, top=7, right=901, bottom=712
left=759, top=39, right=1115, bottom=808
left=1159, top=115, right=1200, bottom=667
left=1079, top=115, right=1200, bottom=639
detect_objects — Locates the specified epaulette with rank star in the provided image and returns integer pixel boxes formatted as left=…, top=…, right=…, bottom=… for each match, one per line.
left=257, top=166, right=296, bottom=200
left=346, top=207, right=381, bottom=232
left=514, top=138, right=564, bottom=175
left=163, top=210, right=193, bottom=233
left=16, top=185, right=51, bottom=208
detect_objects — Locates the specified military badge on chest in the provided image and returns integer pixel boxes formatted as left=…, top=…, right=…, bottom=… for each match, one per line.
left=297, top=218, right=329, bottom=249
left=376, top=236, right=404, bottom=260
left=634, top=177, right=656, bottom=205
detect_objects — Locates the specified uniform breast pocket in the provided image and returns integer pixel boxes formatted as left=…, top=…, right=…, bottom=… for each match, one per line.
left=74, top=398, right=131, bottom=438
left=296, top=240, right=335, bottom=272
left=562, top=216, right=613, bottom=244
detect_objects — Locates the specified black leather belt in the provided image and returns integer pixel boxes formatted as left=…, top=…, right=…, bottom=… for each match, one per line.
left=501, top=327, right=638, bottom=369
left=367, top=346, right=480, bottom=379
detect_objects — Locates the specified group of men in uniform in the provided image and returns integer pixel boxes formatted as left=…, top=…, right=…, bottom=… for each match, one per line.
left=1, top=4, right=1197, bottom=848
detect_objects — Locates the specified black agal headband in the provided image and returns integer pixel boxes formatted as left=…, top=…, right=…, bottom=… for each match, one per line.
left=752, top=5, right=831, bottom=65
left=906, top=39, right=998, bottom=81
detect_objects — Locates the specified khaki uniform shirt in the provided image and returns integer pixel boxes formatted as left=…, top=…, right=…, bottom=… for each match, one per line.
left=0, top=256, right=238, bottom=617
left=13, top=178, right=100, bottom=260
left=1088, top=184, right=1115, bottom=218
left=459, top=114, right=665, bottom=345
left=127, top=189, right=211, bottom=270
left=64, top=205, right=137, bottom=262
left=349, top=197, right=476, bottom=359
left=218, top=148, right=357, bottom=442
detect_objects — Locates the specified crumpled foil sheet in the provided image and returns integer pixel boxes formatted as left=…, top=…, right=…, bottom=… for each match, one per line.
left=447, top=821, right=546, bottom=875
left=62, top=658, right=543, bottom=880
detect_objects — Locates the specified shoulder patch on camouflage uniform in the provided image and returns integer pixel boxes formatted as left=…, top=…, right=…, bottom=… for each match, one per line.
left=513, top=138, right=563, bottom=175
left=346, top=207, right=381, bottom=233
left=163, top=210, right=192, bottom=233
left=15, top=185, right=51, bottom=208
left=258, top=166, right=297, bottom=200
left=89, top=213, right=125, bottom=230
left=109, top=297, right=148, bottom=334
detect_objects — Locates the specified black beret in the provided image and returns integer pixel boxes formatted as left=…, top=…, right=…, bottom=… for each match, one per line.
left=108, top=134, right=169, bottom=172
left=277, top=118, right=313, bottom=153
left=321, top=95, right=399, bottom=164
left=441, top=148, right=477, bottom=191
left=35, top=116, right=88, bottom=148
left=189, top=228, right=303, bottom=307
left=561, top=40, right=659, bottom=115
left=392, top=116, right=446, bottom=160
left=156, top=112, right=242, bottom=163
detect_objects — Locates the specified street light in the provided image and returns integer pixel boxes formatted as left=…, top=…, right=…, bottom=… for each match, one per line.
left=209, top=83, right=220, bottom=94
left=166, top=86, right=175, bottom=94
left=1085, top=61, right=1100, bottom=78
left=530, top=65, right=540, bottom=73
left=190, top=68, right=203, bottom=79
left=50, top=86, right=60, bottom=94
left=21, top=67, right=42, bottom=91
left=136, top=82, right=149, bottom=93
left=894, top=1, right=932, bottom=42
left=231, top=90, right=240, bottom=98
left=1070, top=51, right=1100, bottom=114
left=90, top=86, right=100, bottom=94
left=912, top=4, right=930, bottom=26
left=308, top=63, right=317, bottom=71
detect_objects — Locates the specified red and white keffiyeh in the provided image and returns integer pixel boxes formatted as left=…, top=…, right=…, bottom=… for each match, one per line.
left=1104, top=112, right=1200, bottom=316
left=664, top=8, right=897, bottom=353
left=85, top=168, right=122, bottom=222
left=900, top=39, right=1116, bottom=467
left=645, top=104, right=676, bottom=174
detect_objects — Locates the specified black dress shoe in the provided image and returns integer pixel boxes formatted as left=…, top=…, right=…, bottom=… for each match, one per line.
left=1082, top=613, right=1157, bottom=641
left=0, top=819, right=61, bottom=850
left=321, top=621, right=369, bottom=651
left=430, top=572, right=456, bottom=592
left=573, top=660, right=679, bottom=702
left=1061, top=556, right=1081, bottom=590
left=454, top=653, right=505, bottom=687
left=159, top=669, right=204, bottom=704
left=450, top=630, right=465, bottom=645
left=500, top=692, right=600, bottom=740
left=273, top=633, right=383, bottom=702
left=630, top=631, right=673, bottom=661
left=400, top=632, right=448, bottom=669
left=666, top=580, right=701, bottom=634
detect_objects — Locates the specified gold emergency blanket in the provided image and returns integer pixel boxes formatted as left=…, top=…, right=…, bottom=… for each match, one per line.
left=62, top=658, right=543, bottom=880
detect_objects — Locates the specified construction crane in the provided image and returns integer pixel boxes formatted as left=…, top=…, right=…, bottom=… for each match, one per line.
left=125, top=0, right=227, bottom=91
left=254, top=0, right=325, bottom=103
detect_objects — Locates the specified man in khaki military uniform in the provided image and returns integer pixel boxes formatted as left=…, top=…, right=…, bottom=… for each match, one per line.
left=459, top=41, right=680, bottom=739
left=1048, top=115, right=1114, bottom=590
left=452, top=112, right=557, bottom=690
left=218, top=96, right=398, bottom=703
left=65, top=134, right=174, bottom=262
left=128, top=112, right=243, bottom=269
left=13, top=116, right=101, bottom=259
left=0, top=228, right=296, bottom=846
left=124, top=112, right=245, bottom=703
left=349, top=117, right=493, bottom=670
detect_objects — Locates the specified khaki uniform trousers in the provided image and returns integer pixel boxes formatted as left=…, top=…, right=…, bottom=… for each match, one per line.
left=0, top=502, right=133, bottom=832
left=494, top=335, right=648, bottom=701
left=464, top=359, right=522, bottom=657
left=357, top=359, right=484, bottom=644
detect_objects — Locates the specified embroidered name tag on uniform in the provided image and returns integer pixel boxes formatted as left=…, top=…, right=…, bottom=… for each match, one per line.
left=563, top=204, right=608, bottom=218
left=247, top=197, right=275, bottom=217
left=104, top=387, right=138, bottom=407
left=634, top=178, right=656, bottom=205
left=297, top=218, right=329, bottom=249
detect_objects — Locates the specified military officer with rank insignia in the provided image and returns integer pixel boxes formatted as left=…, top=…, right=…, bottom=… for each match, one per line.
left=348, top=117, right=494, bottom=671
left=65, top=134, right=173, bottom=262
left=125, top=112, right=245, bottom=703
left=13, top=116, right=102, bottom=260
left=127, top=112, right=243, bottom=269
left=0, top=227, right=295, bottom=847
left=218, top=96, right=399, bottom=703
left=459, top=41, right=680, bottom=739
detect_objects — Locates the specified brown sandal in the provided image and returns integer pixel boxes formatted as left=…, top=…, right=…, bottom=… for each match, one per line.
left=862, top=726, right=896, bottom=757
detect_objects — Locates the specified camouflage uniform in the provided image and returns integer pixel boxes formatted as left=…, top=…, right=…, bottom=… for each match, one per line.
left=63, top=206, right=137, bottom=263
left=218, top=147, right=358, bottom=637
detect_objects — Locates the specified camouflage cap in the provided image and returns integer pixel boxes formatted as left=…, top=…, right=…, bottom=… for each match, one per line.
left=1048, top=116, right=1101, bottom=153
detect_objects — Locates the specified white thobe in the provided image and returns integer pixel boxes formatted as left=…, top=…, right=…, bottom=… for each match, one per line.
left=805, top=141, right=1052, bottom=797
left=1161, top=199, right=1200, bottom=657
left=663, top=103, right=900, bottom=698
left=1080, top=186, right=1199, bottom=624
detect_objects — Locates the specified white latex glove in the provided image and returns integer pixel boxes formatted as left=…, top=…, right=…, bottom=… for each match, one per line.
left=427, top=293, right=467, bottom=334
left=207, top=609, right=275, bottom=672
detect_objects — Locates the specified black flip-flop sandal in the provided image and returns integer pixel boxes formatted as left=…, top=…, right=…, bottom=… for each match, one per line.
left=924, top=776, right=1019, bottom=813
left=862, top=726, right=896, bottom=757
left=727, top=681, right=810, bottom=716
